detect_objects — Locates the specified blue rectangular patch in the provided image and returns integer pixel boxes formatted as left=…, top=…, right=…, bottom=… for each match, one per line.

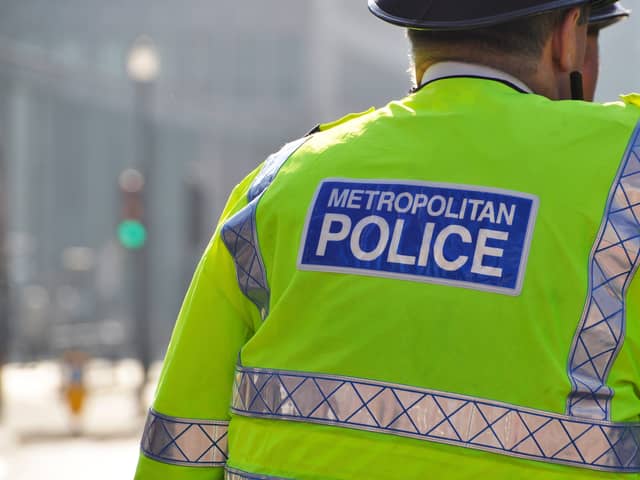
left=298, top=179, right=539, bottom=295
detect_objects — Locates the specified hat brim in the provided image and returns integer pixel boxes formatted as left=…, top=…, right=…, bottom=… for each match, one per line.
left=370, top=0, right=618, bottom=30
left=589, top=3, right=631, bottom=29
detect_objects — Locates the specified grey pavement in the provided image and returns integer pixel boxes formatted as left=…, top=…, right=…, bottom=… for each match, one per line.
left=0, top=360, right=160, bottom=480
left=5, top=436, right=140, bottom=480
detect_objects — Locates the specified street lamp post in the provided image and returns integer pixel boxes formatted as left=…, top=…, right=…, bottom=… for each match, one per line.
left=0, top=144, right=8, bottom=418
left=126, top=37, right=160, bottom=412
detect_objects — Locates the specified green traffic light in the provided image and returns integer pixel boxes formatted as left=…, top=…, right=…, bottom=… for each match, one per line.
left=118, top=220, right=147, bottom=249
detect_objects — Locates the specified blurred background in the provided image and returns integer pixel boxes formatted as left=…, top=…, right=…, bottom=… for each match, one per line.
left=0, top=1, right=637, bottom=479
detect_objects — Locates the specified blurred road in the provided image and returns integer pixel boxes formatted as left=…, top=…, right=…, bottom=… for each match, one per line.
left=0, top=359, right=160, bottom=480
left=3, top=435, right=140, bottom=480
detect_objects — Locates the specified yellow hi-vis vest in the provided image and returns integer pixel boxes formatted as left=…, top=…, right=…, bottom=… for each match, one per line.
left=135, top=79, right=640, bottom=479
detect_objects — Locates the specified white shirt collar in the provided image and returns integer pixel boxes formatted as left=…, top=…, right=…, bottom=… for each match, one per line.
left=419, top=61, right=533, bottom=93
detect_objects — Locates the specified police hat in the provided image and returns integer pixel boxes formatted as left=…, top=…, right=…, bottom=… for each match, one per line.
left=589, top=2, right=631, bottom=29
left=369, top=0, right=618, bottom=30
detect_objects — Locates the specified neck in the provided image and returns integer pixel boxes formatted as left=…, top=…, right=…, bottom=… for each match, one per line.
left=523, top=47, right=566, bottom=99
left=518, top=67, right=559, bottom=99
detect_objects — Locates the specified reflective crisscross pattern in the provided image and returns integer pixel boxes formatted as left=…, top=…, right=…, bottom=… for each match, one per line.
left=222, top=137, right=309, bottom=319
left=232, top=366, right=640, bottom=472
left=222, top=202, right=270, bottom=319
left=141, top=409, right=228, bottom=467
left=567, top=124, right=640, bottom=420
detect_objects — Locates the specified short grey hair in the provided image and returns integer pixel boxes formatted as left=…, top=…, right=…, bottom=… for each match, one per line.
left=408, top=6, right=588, bottom=79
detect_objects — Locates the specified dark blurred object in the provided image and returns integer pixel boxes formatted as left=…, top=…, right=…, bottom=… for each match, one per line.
left=185, top=177, right=206, bottom=250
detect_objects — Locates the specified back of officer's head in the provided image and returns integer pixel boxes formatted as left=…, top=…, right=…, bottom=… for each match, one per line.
left=408, top=6, right=589, bottom=85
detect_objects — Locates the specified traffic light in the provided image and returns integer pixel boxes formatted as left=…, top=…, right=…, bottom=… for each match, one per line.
left=118, top=169, right=147, bottom=250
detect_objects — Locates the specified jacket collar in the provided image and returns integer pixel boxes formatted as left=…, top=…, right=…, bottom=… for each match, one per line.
left=419, top=61, right=533, bottom=94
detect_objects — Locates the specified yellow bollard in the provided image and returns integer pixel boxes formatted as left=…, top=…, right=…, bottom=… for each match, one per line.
left=61, top=350, right=89, bottom=434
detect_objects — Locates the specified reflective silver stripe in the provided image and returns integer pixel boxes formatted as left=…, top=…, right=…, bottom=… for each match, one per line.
left=225, top=467, right=290, bottom=480
left=232, top=366, right=640, bottom=472
left=222, top=137, right=309, bottom=320
left=222, top=202, right=270, bottom=319
left=567, top=123, right=640, bottom=420
left=247, top=137, right=309, bottom=202
left=140, top=409, right=228, bottom=467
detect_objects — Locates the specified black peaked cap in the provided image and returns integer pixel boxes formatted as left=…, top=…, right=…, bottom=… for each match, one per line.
left=369, top=0, right=619, bottom=30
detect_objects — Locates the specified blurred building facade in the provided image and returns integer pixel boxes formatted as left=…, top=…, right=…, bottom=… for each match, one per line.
left=1, top=1, right=636, bottom=362
left=0, top=0, right=409, bottom=361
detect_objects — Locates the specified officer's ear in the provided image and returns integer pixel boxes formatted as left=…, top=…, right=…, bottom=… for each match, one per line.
left=552, top=6, right=589, bottom=73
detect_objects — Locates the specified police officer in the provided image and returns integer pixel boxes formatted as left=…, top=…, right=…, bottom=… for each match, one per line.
left=135, top=1, right=640, bottom=479
left=584, top=3, right=630, bottom=100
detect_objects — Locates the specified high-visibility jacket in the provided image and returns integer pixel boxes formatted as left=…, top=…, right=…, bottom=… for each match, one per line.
left=134, top=77, right=640, bottom=480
